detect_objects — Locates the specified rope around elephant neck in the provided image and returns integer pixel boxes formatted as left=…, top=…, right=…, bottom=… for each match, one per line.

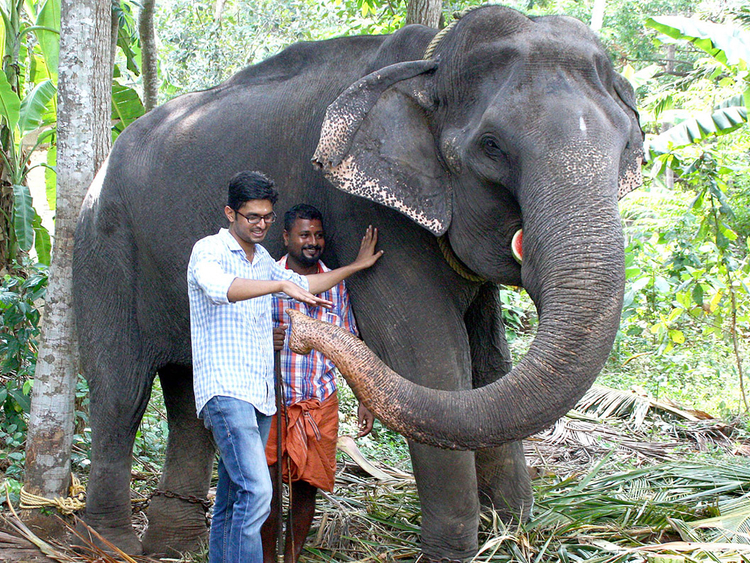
left=422, top=8, right=473, bottom=60
left=436, top=235, right=486, bottom=283
left=424, top=10, right=487, bottom=284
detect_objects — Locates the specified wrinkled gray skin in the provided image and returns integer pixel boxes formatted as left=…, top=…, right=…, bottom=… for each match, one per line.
left=73, top=5, right=642, bottom=560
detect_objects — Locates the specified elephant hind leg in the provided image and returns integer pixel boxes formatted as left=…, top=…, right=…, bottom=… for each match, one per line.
left=141, top=364, right=214, bottom=556
left=475, top=442, right=533, bottom=524
left=79, top=376, right=153, bottom=555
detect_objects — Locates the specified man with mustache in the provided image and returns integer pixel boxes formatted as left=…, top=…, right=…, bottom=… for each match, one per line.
left=261, top=204, right=374, bottom=563
left=189, top=175, right=382, bottom=563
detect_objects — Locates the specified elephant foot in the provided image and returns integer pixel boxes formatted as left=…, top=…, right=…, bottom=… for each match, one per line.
left=141, top=493, right=210, bottom=556
left=416, top=552, right=467, bottom=563
left=72, top=518, right=142, bottom=556
left=141, top=524, right=208, bottom=557
left=479, top=487, right=533, bottom=527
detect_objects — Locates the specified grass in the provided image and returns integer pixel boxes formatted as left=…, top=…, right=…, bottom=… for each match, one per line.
left=2, top=382, right=749, bottom=563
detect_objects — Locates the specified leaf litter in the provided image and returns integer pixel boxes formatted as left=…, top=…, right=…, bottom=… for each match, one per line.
left=2, top=384, right=749, bottom=563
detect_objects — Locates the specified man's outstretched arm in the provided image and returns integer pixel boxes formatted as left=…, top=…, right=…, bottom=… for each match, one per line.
left=306, top=225, right=383, bottom=294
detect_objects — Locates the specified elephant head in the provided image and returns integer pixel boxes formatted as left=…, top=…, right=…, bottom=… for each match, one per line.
left=310, top=6, right=643, bottom=449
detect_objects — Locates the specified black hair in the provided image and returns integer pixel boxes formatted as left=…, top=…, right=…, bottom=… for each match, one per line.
left=284, top=203, right=324, bottom=232
left=227, top=170, right=278, bottom=210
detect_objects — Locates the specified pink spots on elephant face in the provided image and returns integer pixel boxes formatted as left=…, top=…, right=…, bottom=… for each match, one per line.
left=618, top=155, right=643, bottom=200
left=323, top=154, right=448, bottom=235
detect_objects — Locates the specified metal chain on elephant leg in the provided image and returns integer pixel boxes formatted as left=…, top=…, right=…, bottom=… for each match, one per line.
left=149, top=489, right=213, bottom=526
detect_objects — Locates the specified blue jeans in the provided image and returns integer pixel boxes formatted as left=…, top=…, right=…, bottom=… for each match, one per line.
left=201, top=396, right=273, bottom=563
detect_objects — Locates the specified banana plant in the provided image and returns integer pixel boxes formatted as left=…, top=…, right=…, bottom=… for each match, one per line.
left=644, top=16, right=750, bottom=161
left=0, top=73, right=56, bottom=265
left=0, top=0, right=59, bottom=268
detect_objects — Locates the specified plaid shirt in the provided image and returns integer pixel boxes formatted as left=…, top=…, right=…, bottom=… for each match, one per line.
left=188, top=229, right=309, bottom=417
left=273, top=256, right=358, bottom=405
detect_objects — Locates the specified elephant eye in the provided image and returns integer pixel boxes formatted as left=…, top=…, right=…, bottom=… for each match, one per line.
left=480, top=135, right=507, bottom=160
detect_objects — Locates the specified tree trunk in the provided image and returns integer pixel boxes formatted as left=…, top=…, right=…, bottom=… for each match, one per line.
left=590, top=0, right=606, bottom=32
left=110, top=0, right=119, bottom=74
left=405, top=0, right=442, bottom=28
left=214, top=0, right=227, bottom=23
left=139, top=0, right=158, bottom=112
left=663, top=44, right=675, bottom=190
left=23, top=0, right=111, bottom=537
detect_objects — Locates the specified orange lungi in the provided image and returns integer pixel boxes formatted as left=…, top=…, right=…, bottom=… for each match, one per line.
left=265, top=393, right=339, bottom=492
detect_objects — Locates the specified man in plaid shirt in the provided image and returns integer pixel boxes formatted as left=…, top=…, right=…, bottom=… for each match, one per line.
left=261, top=204, right=374, bottom=563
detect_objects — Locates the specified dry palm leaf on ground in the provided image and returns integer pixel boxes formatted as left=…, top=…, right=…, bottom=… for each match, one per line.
left=2, top=385, right=748, bottom=563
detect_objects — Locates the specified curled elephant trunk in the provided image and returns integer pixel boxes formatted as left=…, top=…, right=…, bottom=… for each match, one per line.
left=287, top=259, right=622, bottom=452
left=286, top=200, right=625, bottom=450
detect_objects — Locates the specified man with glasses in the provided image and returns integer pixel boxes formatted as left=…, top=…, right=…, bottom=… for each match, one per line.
left=187, top=170, right=382, bottom=563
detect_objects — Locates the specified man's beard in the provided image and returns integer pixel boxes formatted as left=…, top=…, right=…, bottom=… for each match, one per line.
left=295, top=246, right=322, bottom=267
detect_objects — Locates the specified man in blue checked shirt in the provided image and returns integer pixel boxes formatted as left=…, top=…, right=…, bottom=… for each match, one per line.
left=187, top=170, right=383, bottom=563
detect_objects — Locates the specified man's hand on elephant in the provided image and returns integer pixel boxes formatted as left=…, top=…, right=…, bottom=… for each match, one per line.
left=273, top=325, right=286, bottom=351
left=353, top=225, right=384, bottom=270
left=282, top=281, right=333, bottom=308
left=357, top=402, right=375, bottom=437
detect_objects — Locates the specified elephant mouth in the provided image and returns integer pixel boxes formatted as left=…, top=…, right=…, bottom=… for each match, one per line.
left=511, top=229, right=523, bottom=264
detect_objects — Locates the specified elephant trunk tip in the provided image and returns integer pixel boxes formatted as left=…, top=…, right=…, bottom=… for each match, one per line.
left=286, top=308, right=315, bottom=355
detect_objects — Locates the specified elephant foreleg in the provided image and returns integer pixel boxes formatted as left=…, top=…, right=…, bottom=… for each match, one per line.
left=141, top=365, right=215, bottom=556
left=409, top=442, right=479, bottom=561
left=466, top=283, right=533, bottom=523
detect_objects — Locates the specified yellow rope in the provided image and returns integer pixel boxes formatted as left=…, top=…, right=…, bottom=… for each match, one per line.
left=19, top=474, right=86, bottom=515
left=423, top=18, right=460, bottom=60
left=437, top=235, right=486, bottom=283
left=422, top=7, right=476, bottom=60
left=424, top=9, right=486, bottom=284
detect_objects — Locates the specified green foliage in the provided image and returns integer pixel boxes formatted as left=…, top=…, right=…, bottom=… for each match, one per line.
left=498, top=287, right=536, bottom=342
left=647, top=15, right=750, bottom=68
left=0, top=0, right=59, bottom=269
left=153, top=0, right=409, bottom=100
left=610, top=9, right=750, bottom=415
left=0, top=262, right=46, bottom=479
left=132, top=378, right=168, bottom=471
left=111, top=79, right=145, bottom=137
left=110, top=0, right=145, bottom=140
left=70, top=376, right=91, bottom=472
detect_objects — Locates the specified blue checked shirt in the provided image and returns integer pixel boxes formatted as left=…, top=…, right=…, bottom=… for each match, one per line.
left=187, top=228, right=309, bottom=417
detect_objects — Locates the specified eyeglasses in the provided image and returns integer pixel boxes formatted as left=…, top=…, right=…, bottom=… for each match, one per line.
left=234, top=210, right=277, bottom=225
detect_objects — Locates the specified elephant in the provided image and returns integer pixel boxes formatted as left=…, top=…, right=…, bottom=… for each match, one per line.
left=72, top=4, right=642, bottom=561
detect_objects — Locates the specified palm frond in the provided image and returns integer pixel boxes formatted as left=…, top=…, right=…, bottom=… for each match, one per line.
left=687, top=501, right=750, bottom=544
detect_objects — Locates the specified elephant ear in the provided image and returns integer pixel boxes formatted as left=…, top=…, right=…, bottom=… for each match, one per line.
left=612, top=72, right=645, bottom=200
left=312, top=61, right=451, bottom=236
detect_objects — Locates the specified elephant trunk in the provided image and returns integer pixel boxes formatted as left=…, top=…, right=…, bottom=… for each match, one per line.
left=288, top=215, right=623, bottom=451
left=290, top=146, right=625, bottom=450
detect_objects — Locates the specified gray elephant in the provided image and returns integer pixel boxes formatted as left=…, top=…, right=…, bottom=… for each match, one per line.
left=72, top=5, right=642, bottom=560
